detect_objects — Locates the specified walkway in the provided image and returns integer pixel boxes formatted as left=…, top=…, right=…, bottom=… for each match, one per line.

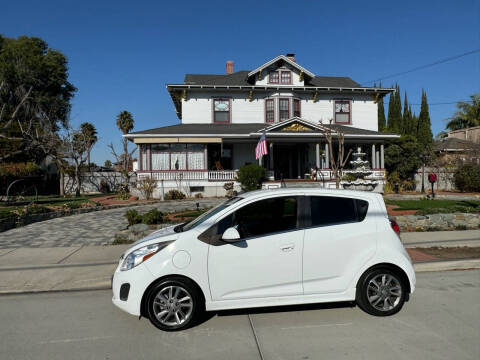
left=0, top=199, right=223, bottom=248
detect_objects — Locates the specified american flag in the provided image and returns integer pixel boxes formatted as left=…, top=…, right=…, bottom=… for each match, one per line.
left=255, top=131, right=268, bottom=160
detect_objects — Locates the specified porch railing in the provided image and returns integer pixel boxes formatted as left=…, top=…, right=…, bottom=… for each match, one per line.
left=137, top=170, right=237, bottom=182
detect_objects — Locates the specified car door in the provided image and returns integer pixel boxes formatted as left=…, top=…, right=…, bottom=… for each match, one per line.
left=302, top=195, right=376, bottom=295
left=206, top=196, right=304, bottom=301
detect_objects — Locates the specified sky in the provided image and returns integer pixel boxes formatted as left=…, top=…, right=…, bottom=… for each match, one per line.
left=1, top=0, right=479, bottom=165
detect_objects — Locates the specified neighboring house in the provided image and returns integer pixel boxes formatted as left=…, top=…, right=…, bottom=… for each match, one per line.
left=434, top=137, right=480, bottom=164
left=447, top=126, right=480, bottom=144
left=126, top=54, right=398, bottom=197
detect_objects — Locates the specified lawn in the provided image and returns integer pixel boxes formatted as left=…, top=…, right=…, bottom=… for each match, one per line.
left=385, top=199, right=480, bottom=215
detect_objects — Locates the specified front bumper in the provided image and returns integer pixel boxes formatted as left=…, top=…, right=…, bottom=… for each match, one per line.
left=112, top=262, right=156, bottom=316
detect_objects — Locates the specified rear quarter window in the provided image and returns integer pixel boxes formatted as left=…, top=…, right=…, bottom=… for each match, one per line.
left=309, top=196, right=369, bottom=227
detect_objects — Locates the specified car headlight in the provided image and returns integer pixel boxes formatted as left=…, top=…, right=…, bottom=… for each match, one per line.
left=120, top=241, right=173, bottom=271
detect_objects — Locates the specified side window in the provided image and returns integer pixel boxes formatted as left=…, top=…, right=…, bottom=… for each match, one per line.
left=310, top=196, right=368, bottom=226
left=233, top=197, right=298, bottom=238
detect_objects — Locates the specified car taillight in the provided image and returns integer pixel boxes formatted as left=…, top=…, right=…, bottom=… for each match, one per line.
left=390, top=219, right=401, bottom=236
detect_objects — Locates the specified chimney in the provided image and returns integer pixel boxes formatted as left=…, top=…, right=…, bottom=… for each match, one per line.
left=286, top=53, right=296, bottom=62
left=226, top=60, right=234, bottom=74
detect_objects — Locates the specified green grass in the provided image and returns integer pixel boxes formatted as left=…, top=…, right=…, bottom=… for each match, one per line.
left=385, top=199, right=480, bottom=215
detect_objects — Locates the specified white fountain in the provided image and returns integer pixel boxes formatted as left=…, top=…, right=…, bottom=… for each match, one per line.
left=341, top=147, right=378, bottom=191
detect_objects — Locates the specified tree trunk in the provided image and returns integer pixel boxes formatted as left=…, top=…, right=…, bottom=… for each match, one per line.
left=56, top=159, right=65, bottom=197
left=74, top=163, right=81, bottom=197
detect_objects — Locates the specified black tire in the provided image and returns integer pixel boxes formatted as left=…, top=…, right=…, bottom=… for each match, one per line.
left=146, top=277, right=204, bottom=331
left=356, top=268, right=407, bottom=316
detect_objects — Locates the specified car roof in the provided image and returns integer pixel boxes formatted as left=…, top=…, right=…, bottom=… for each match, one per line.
left=239, top=188, right=382, bottom=201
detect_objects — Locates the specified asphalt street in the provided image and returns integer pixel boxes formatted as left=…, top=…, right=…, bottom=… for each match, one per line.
left=0, top=270, right=479, bottom=360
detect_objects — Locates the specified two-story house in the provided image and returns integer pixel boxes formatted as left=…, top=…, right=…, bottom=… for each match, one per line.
left=126, top=54, right=398, bottom=197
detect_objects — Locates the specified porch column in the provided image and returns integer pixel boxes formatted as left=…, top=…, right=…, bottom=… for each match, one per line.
left=376, top=151, right=380, bottom=171
left=269, top=143, right=274, bottom=170
left=297, top=146, right=301, bottom=178
left=380, top=144, right=385, bottom=169
left=315, top=143, right=320, bottom=168
left=371, top=144, right=376, bottom=169
left=324, top=143, right=329, bottom=168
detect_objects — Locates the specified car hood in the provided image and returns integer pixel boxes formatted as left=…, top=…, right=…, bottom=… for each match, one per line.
left=127, top=224, right=180, bottom=251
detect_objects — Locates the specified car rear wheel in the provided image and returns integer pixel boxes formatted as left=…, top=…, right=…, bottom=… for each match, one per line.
left=356, top=268, right=407, bottom=316
left=146, top=277, right=203, bottom=331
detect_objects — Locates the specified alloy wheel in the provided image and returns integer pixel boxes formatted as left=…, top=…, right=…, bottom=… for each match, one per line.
left=152, top=285, right=193, bottom=327
left=366, top=274, right=402, bottom=312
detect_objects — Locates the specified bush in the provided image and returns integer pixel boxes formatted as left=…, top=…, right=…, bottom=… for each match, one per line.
left=165, top=189, right=186, bottom=200
left=23, top=204, right=52, bottom=215
left=141, top=208, right=164, bottom=225
left=137, top=177, right=157, bottom=200
left=99, top=179, right=111, bottom=194
left=237, top=163, right=266, bottom=191
left=454, top=163, right=480, bottom=192
left=194, top=193, right=203, bottom=199
left=125, top=209, right=141, bottom=226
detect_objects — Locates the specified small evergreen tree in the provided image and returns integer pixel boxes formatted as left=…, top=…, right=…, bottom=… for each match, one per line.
left=402, top=92, right=412, bottom=135
left=387, top=84, right=402, bottom=133
left=417, top=89, right=433, bottom=149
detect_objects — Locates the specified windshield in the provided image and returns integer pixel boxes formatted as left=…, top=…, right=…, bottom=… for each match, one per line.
left=176, top=197, right=243, bottom=232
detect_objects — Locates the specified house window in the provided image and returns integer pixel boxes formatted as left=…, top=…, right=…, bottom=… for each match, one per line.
left=268, top=71, right=279, bottom=84
left=293, top=99, right=301, bottom=117
left=281, top=71, right=292, bottom=84
left=335, top=100, right=351, bottom=124
left=265, top=99, right=274, bottom=123
left=147, top=144, right=205, bottom=171
left=279, top=98, right=290, bottom=121
left=213, top=99, right=230, bottom=123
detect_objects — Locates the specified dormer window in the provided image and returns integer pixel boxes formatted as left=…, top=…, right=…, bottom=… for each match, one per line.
left=335, top=100, right=351, bottom=124
left=280, top=71, right=292, bottom=84
left=269, top=71, right=279, bottom=84
left=213, top=98, right=231, bottom=123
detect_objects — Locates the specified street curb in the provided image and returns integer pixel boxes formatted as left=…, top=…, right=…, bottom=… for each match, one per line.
left=414, top=258, right=480, bottom=272
left=1, top=260, right=479, bottom=295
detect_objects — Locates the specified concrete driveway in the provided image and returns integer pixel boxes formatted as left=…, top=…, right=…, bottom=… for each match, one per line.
left=1, top=270, right=478, bottom=360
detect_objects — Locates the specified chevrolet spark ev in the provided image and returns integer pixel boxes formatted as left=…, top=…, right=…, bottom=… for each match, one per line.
left=112, top=188, right=415, bottom=331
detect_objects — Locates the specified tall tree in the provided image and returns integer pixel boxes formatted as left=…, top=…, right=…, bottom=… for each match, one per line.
left=417, top=89, right=433, bottom=149
left=0, top=35, right=76, bottom=162
left=402, top=92, right=412, bottom=135
left=387, top=84, right=402, bottom=133
left=79, top=122, right=97, bottom=167
left=109, top=111, right=135, bottom=192
left=445, top=94, right=480, bottom=130
left=377, top=82, right=386, bottom=132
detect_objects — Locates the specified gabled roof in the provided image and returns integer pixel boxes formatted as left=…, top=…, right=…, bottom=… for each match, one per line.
left=247, top=55, right=315, bottom=79
left=262, top=117, right=331, bottom=133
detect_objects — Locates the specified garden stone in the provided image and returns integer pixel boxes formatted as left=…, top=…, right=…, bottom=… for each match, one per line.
left=129, top=223, right=150, bottom=233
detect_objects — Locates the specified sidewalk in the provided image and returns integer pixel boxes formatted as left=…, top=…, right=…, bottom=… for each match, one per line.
left=0, top=231, right=479, bottom=294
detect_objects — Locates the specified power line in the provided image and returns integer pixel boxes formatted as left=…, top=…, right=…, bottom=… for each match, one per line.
left=408, top=100, right=474, bottom=106
left=361, top=49, right=480, bottom=85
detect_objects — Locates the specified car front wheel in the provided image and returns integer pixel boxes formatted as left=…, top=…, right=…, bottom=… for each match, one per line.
left=356, top=268, right=407, bottom=316
left=146, top=277, right=203, bottom=331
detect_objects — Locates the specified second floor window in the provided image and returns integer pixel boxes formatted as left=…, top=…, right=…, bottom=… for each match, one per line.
left=213, top=99, right=230, bottom=123
left=281, top=71, right=292, bottom=84
left=279, top=98, right=289, bottom=121
left=269, top=71, right=279, bottom=84
left=335, top=100, right=351, bottom=124
left=265, top=99, right=274, bottom=123
left=293, top=99, right=301, bottom=117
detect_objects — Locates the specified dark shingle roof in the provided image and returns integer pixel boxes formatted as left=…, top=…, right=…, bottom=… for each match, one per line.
left=184, top=72, right=363, bottom=88
left=129, top=122, right=396, bottom=137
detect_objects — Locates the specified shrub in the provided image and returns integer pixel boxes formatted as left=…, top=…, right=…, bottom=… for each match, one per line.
left=165, top=189, right=186, bottom=200
left=454, top=163, right=480, bottom=192
left=341, top=173, right=356, bottom=182
left=23, top=204, right=52, bottom=215
left=0, top=162, right=41, bottom=178
left=125, top=209, right=141, bottom=226
left=116, top=185, right=130, bottom=200
left=237, top=163, right=266, bottom=191
left=136, top=177, right=157, bottom=200
left=194, top=192, right=203, bottom=199
left=99, top=179, right=111, bottom=194
left=141, top=208, right=164, bottom=225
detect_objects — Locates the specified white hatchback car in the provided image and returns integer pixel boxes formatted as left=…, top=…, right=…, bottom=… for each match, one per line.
left=112, top=188, right=415, bottom=331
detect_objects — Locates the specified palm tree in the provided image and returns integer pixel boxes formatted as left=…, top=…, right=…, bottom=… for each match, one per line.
left=115, top=110, right=134, bottom=173
left=79, top=122, right=98, bottom=167
left=446, top=94, right=480, bottom=131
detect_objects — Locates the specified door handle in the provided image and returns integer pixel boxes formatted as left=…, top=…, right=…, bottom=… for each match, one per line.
left=280, top=244, right=295, bottom=252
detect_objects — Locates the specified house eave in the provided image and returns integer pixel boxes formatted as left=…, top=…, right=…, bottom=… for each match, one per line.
left=247, top=55, right=316, bottom=78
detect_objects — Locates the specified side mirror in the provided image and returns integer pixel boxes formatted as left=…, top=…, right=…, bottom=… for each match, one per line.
left=221, top=227, right=241, bottom=242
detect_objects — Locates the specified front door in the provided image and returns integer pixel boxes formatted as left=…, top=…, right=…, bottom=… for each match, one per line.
left=208, top=196, right=303, bottom=301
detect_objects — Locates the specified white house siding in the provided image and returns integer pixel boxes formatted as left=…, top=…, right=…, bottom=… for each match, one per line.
left=183, top=91, right=378, bottom=131
left=232, top=143, right=256, bottom=169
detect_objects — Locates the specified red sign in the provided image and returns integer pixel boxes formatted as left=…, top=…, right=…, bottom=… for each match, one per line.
left=428, top=173, right=437, bottom=183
